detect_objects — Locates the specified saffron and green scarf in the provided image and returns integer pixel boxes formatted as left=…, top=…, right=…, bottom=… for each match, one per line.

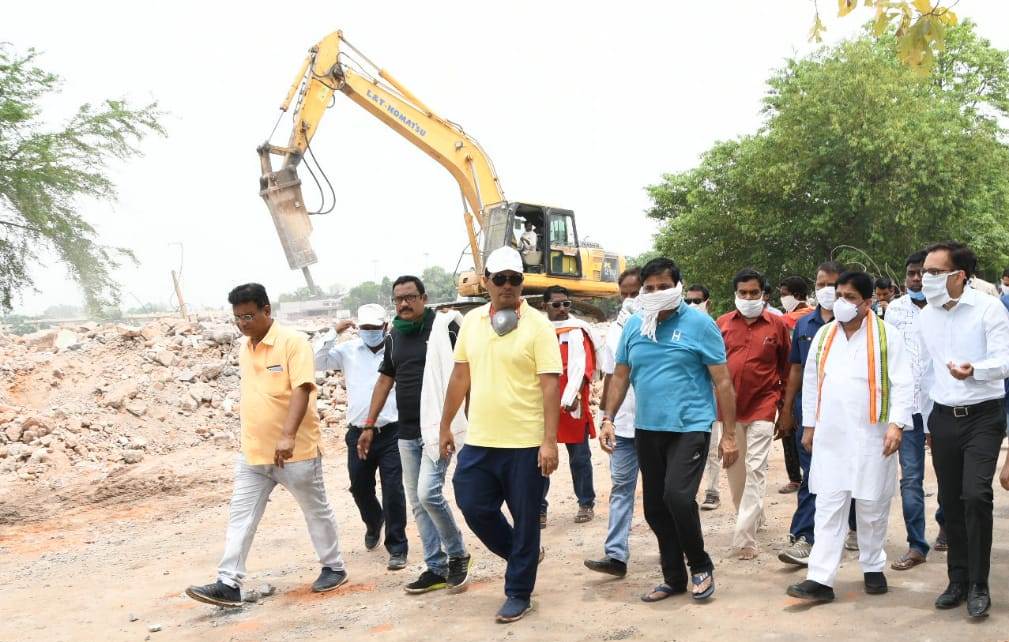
left=814, top=312, right=890, bottom=424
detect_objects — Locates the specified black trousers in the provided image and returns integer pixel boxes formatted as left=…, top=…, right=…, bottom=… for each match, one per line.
left=345, top=423, right=408, bottom=555
left=635, top=429, right=713, bottom=588
left=929, top=400, right=1006, bottom=586
left=782, top=432, right=802, bottom=483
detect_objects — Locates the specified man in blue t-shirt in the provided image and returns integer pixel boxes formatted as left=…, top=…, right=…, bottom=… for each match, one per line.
left=603, top=257, right=738, bottom=603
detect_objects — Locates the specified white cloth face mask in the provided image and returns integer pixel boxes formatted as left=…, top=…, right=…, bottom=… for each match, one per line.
left=815, top=286, right=836, bottom=311
left=922, top=272, right=953, bottom=307
left=832, top=298, right=859, bottom=323
left=735, top=297, right=765, bottom=318
left=638, top=284, right=683, bottom=341
left=780, top=295, right=799, bottom=312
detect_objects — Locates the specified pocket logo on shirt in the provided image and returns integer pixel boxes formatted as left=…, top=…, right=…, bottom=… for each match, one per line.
left=266, top=364, right=284, bottom=372
left=671, top=330, right=682, bottom=342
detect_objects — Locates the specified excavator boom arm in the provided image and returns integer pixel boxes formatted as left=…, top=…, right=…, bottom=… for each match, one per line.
left=259, top=31, right=505, bottom=276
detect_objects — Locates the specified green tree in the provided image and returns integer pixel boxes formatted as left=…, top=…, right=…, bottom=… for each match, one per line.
left=0, top=46, right=164, bottom=313
left=420, top=266, right=458, bottom=303
left=277, top=286, right=318, bottom=302
left=645, top=22, right=1009, bottom=310
left=343, top=280, right=384, bottom=312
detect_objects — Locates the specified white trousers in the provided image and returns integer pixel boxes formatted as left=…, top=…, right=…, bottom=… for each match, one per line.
left=703, top=421, right=722, bottom=495
left=807, top=489, right=891, bottom=587
left=725, top=420, right=775, bottom=549
left=218, top=455, right=345, bottom=588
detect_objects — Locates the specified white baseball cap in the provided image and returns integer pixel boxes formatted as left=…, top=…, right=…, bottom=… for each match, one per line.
left=356, top=303, right=388, bottom=327
left=485, top=246, right=524, bottom=275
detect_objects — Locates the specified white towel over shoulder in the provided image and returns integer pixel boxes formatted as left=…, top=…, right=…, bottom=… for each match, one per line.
left=421, top=309, right=468, bottom=461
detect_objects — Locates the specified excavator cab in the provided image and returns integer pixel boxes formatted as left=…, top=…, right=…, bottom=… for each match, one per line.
left=483, top=202, right=582, bottom=279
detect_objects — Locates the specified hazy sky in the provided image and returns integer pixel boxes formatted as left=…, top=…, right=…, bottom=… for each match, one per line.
left=7, top=1, right=1009, bottom=314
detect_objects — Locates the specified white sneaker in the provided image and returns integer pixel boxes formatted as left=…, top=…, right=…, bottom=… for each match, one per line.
left=778, top=537, right=812, bottom=566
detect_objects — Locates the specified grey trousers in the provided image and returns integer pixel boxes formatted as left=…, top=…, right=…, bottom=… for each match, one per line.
left=217, top=455, right=345, bottom=588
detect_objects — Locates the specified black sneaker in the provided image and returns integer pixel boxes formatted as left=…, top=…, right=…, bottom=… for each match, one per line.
left=786, top=579, right=835, bottom=603
left=864, top=572, right=887, bottom=595
left=446, top=554, right=472, bottom=593
left=584, top=557, right=627, bottom=578
left=387, top=553, right=407, bottom=571
left=404, top=570, right=447, bottom=594
left=312, top=567, right=349, bottom=593
left=364, top=525, right=382, bottom=551
left=185, top=580, right=242, bottom=608
left=495, top=596, right=533, bottom=623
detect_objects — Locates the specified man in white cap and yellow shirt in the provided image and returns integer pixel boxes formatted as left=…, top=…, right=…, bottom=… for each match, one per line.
left=314, top=304, right=408, bottom=569
left=440, top=246, right=563, bottom=623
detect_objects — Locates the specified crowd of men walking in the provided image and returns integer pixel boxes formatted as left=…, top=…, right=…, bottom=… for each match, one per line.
left=184, top=240, right=1009, bottom=624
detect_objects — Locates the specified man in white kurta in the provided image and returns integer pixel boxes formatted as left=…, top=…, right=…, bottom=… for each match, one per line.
left=787, top=272, right=913, bottom=603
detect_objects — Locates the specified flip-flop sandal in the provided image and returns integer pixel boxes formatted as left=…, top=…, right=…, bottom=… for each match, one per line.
left=691, top=571, right=715, bottom=600
left=640, top=584, right=682, bottom=603
left=890, top=552, right=926, bottom=571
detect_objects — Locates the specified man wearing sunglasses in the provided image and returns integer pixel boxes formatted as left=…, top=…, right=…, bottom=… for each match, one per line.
left=440, top=246, right=563, bottom=623
left=541, top=285, right=597, bottom=527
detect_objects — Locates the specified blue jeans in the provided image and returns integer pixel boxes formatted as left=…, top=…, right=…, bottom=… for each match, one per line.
left=790, top=419, right=816, bottom=543
left=454, top=445, right=545, bottom=600
left=541, top=436, right=596, bottom=513
left=398, top=438, right=467, bottom=577
left=898, top=414, right=930, bottom=555
left=602, top=436, right=639, bottom=563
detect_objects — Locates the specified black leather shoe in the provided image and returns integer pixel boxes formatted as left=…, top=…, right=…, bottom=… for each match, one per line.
left=583, top=557, right=628, bottom=578
left=786, top=579, right=835, bottom=602
left=864, top=572, right=888, bottom=595
left=934, top=582, right=967, bottom=609
left=967, top=584, right=991, bottom=618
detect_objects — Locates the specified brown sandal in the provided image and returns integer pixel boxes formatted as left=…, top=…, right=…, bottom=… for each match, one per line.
left=890, top=550, right=926, bottom=571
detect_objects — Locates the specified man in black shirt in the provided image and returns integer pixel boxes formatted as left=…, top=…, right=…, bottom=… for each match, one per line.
left=362, top=275, right=471, bottom=595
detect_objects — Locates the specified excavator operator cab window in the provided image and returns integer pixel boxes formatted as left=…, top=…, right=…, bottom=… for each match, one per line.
left=548, top=211, right=581, bottom=278
left=515, top=208, right=545, bottom=274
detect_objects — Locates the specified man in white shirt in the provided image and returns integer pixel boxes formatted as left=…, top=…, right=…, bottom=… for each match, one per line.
left=917, top=241, right=1009, bottom=619
left=585, top=267, right=641, bottom=578
left=520, top=222, right=538, bottom=255
left=885, top=251, right=943, bottom=571
left=787, top=271, right=913, bottom=603
left=314, top=304, right=406, bottom=566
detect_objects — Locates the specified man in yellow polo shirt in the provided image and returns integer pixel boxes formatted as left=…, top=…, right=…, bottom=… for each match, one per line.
left=185, top=283, right=347, bottom=607
left=439, top=246, right=562, bottom=624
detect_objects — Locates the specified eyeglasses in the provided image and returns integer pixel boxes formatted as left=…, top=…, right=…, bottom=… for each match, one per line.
left=490, top=273, right=524, bottom=287
left=684, top=298, right=704, bottom=305
left=233, top=313, right=258, bottom=323
left=548, top=300, right=572, bottom=309
left=392, top=294, right=421, bottom=305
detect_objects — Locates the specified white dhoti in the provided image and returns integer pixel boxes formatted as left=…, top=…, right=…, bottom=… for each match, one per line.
left=807, top=490, right=891, bottom=587
left=800, top=314, right=915, bottom=588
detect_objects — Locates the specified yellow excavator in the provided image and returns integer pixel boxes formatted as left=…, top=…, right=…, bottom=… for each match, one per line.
left=258, top=30, right=625, bottom=307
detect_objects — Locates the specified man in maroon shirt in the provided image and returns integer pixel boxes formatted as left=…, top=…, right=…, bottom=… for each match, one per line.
left=716, top=268, right=792, bottom=560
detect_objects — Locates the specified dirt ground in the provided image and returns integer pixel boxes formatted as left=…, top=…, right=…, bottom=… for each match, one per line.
left=2, top=430, right=1009, bottom=642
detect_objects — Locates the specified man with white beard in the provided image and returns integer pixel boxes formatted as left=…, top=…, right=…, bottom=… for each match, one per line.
left=786, top=271, right=913, bottom=603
